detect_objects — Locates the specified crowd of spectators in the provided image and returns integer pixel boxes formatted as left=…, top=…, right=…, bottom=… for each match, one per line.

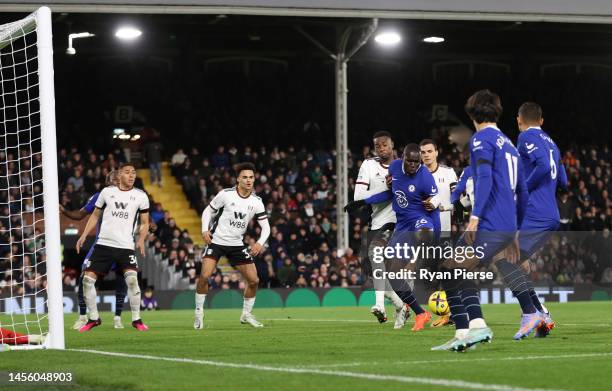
left=171, top=141, right=611, bottom=289
left=2, top=139, right=611, bottom=298
left=0, top=146, right=46, bottom=297
left=55, top=146, right=201, bottom=293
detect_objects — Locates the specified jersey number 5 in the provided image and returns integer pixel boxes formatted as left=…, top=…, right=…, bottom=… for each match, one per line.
left=505, top=152, right=518, bottom=191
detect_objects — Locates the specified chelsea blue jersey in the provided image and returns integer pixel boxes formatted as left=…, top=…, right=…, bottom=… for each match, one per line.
left=366, top=159, right=440, bottom=232
left=517, top=127, right=567, bottom=223
left=470, top=126, right=525, bottom=232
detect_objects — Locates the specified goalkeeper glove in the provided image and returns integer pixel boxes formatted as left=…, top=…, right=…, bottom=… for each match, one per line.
left=343, top=199, right=367, bottom=212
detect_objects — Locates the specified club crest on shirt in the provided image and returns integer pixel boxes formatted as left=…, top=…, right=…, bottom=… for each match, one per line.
left=408, top=185, right=416, bottom=193
left=394, top=190, right=409, bottom=208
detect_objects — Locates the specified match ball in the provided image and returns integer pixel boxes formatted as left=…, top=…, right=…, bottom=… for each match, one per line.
left=428, top=291, right=449, bottom=316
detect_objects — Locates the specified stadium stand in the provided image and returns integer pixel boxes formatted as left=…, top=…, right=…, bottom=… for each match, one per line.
left=1, top=140, right=609, bottom=296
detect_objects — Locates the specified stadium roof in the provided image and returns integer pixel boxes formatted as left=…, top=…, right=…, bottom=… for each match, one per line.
left=5, top=0, right=612, bottom=23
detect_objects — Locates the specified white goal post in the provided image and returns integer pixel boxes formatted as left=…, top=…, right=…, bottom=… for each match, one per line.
left=0, top=7, right=63, bottom=350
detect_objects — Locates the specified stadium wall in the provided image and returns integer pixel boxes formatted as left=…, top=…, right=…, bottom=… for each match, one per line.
left=1, top=286, right=611, bottom=314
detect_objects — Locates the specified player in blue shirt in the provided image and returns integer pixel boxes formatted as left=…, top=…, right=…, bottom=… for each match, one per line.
left=345, top=144, right=441, bottom=331
left=433, top=90, right=529, bottom=352
left=61, top=170, right=127, bottom=330
left=507, top=102, right=568, bottom=338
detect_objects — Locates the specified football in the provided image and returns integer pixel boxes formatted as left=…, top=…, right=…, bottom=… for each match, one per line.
left=428, top=291, right=450, bottom=316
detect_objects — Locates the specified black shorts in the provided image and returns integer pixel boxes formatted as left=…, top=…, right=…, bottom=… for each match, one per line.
left=84, top=244, right=139, bottom=275
left=202, top=243, right=253, bottom=266
left=360, top=223, right=395, bottom=276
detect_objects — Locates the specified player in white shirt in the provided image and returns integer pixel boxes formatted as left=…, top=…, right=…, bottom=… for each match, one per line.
left=195, top=162, right=271, bottom=329
left=354, top=131, right=408, bottom=329
left=419, top=139, right=458, bottom=328
left=76, top=163, right=151, bottom=332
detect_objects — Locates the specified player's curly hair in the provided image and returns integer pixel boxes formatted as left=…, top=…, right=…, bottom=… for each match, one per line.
left=235, top=162, right=256, bottom=176
left=464, top=89, right=502, bottom=124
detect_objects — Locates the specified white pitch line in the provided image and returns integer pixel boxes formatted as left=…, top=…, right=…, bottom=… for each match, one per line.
left=264, top=318, right=611, bottom=327
left=68, top=348, right=566, bottom=391
left=300, top=352, right=612, bottom=369
left=266, top=318, right=372, bottom=323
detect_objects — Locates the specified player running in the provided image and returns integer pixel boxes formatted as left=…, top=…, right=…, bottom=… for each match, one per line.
left=195, top=162, right=270, bottom=329
left=354, top=131, right=409, bottom=328
left=432, top=89, right=528, bottom=351
left=345, top=144, right=442, bottom=331
left=61, top=170, right=128, bottom=330
left=76, top=163, right=150, bottom=332
left=419, top=139, right=458, bottom=328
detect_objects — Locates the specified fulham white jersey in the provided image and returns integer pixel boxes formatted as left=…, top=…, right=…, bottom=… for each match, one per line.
left=355, top=157, right=396, bottom=230
left=95, top=186, right=150, bottom=250
left=430, top=164, right=458, bottom=232
left=204, top=188, right=267, bottom=247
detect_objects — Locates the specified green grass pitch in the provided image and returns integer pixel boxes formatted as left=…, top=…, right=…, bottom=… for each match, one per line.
left=1, top=302, right=611, bottom=391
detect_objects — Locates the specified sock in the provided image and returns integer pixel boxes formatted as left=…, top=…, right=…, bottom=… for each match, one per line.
left=496, top=260, right=536, bottom=314
left=529, top=289, right=545, bottom=313
left=77, top=275, right=87, bottom=316
left=195, top=293, right=207, bottom=311
left=375, top=290, right=385, bottom=308
left=396, top=290, right=424, bottom=314
left=446, top=288, right=469, bottom=331
left=455, top=328, right=469, bottom=339
left=125, top=272, right=141, bottom=322
left=385, top=291, right=405, bottom=310
left=243, top=297, right=255, bottom=315
left=82, top=275, right=99, bottom=321
left=461, top=287, right=484, bottom=321
left=115, top=276, right=127, bottom=317
left=469, top=318, right=487, bottom=328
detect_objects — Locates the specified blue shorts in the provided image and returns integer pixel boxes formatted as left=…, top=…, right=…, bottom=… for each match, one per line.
left=455, top=230, right=515, bottom=266
left=519, top=219, right=559, bottom=260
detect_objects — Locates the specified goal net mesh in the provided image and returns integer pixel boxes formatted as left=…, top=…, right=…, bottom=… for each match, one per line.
left=0, top=11, right=50, bottom=348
